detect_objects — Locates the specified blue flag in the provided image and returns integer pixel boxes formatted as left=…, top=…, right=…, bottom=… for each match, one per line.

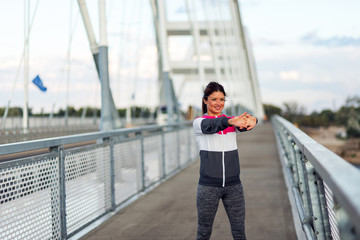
left=32, top=75, right=47, bottom=92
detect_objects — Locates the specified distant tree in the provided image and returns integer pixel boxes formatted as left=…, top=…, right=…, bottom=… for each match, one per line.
left=263, top=104, right=282, bottom=119
left=57, top=108, right=66, bottom=116
left=347, top=117, right=360, bottom=138
left=335, top=96, right=360, bottom=125
left=133, top=106, right=142, bottom=118
left=8, top=107, right=23, bottom=117
left=117, top=108, right=126, bottom=118
left=297, top=109, right=335, bottom=128
left=86, top=107, right=101, bottom=117
left=335, top=96, right=360, bottom=138
left=282, top=101, right=306, bottom=123
left=0, top=107, right=35, bottom=117
left=66, top=106, right=78, bottom=116
left=319, top=109, right=335, bottom=123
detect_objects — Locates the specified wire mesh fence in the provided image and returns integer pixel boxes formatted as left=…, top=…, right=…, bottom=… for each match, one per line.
left=0, top=122, right=197, bottom=240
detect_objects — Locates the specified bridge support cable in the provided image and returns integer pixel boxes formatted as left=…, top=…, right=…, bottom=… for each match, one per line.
left=201, top=0, right=222, bottom=89
left=223, top=1, right=242, bottom=113
left=184, top=0, right=206, bottom=86
left=129, top=0, right=147, bottom=124
left=215, top=0, right=238, bottom=115
left=48, top=1, right=81, bottom=127
left=1, top=0, right=40, bottom=130
left=273, top=115, right=360, bottom=240
left=23, top=0, right=31, bottom=131
left=77, top=0, right=122, bottom=130
left=64, top=0, right=78, bottom=126
left=228, top=0, right=249, bottom=113
left=1, top=1, right=40, bottom=130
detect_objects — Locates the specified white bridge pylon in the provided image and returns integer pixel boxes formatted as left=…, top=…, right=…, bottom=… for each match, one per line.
left=76, top=0, right=264, bottom=129
left=151, top=0, right=264, bottom=120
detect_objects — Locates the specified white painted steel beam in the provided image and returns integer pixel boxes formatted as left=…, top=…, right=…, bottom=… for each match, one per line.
left=77, top=0, right=99, bottom=54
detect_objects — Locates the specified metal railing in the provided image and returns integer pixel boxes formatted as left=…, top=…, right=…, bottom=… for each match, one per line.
left=0, top=117, right=158, bottom=144
left=0, top=121, right=198, bottom=240
left=272, top=115, right=360, bottom=240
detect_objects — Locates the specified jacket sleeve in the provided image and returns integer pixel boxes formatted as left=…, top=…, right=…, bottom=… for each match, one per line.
left=193, top=116, right=230, bottom=135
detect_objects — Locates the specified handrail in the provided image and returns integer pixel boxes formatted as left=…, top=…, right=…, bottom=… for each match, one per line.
left=272, top=115, right=360, bottom=240
left=0, top=121, right=192, bottom=156
left=0, top=121, right=198, bottom=240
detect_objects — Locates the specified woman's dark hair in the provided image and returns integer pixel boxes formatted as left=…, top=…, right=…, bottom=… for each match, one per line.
left=202, top=82, right=226, bottom=114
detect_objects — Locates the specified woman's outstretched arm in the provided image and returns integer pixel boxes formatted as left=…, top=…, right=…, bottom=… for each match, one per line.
left=228, top=112, right=258, bottom=131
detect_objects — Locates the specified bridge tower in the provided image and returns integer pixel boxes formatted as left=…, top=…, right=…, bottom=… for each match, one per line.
left=77, top=0, right=264, bottom=129
left=150, top=0, right=264, bottom=120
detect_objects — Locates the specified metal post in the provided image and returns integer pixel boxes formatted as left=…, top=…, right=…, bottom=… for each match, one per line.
left=50, top=145, right=67, bottom=240
left=161, top=132, right=166, bottom=178
left=176, top=129, right=180, bottom=169
left=104, top=137, right=116, bottom=211
left=288, top=137, right=299, bottom=186
left=316, top=176, right=332, bottom=239
left=187, top=127, right=191, bottom=163
left=140, top=136, right=145, bottom=190
left=305, top=159, right=326, bottom=238
left=297, top=147, right=314, bottom=223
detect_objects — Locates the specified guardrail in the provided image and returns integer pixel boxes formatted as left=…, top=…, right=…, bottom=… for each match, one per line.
left=0, top=121, right=198, bottom=240
left=272, top=115, right=360, bottom=240
left=0, top=117, right=158, bottom=144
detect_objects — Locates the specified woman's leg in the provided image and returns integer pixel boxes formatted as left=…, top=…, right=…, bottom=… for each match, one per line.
left=222, top=183, right=246, bottom=240
left=196, top=184, right=221, bottom=240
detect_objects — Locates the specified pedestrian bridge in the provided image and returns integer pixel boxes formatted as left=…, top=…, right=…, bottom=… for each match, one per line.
left=1, top=116, right=359, bottom=240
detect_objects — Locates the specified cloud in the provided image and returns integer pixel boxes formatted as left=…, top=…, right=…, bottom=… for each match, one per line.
left=279, top=70, right=299, bottom=81
left=255, top=42, right=360, bottom=113
left=252, top=37, right=283, bottom=46
left=301, top=31, right=360, bottom=47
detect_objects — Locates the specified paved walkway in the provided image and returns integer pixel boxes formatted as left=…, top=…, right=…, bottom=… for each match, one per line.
left=81, top=123, right=297, bottom=240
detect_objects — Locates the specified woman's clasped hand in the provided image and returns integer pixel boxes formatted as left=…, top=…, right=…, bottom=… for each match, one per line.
left=228, top=112, right=257, bottom=131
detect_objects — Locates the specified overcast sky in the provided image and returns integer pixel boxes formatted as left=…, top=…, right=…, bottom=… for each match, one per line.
left=239, top=0, right=360, bottom=113
left=0, top=0, right=359, bottom=114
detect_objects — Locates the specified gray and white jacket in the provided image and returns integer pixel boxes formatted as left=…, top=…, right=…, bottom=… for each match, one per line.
left=193, top=114, right=254, bottom=187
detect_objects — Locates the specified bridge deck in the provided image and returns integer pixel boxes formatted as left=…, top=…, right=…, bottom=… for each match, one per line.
left=81, top=123, right=297, bottom=240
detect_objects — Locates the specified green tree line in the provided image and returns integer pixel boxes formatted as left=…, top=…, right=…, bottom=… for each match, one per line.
left=264, top=95, right=360, bottom=138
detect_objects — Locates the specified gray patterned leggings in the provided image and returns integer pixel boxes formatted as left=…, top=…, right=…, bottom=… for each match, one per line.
left=196, top=183, right=246, bottom=240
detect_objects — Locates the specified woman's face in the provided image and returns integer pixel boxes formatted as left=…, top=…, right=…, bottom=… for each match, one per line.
left=204, top=91, right=225, bottom=116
